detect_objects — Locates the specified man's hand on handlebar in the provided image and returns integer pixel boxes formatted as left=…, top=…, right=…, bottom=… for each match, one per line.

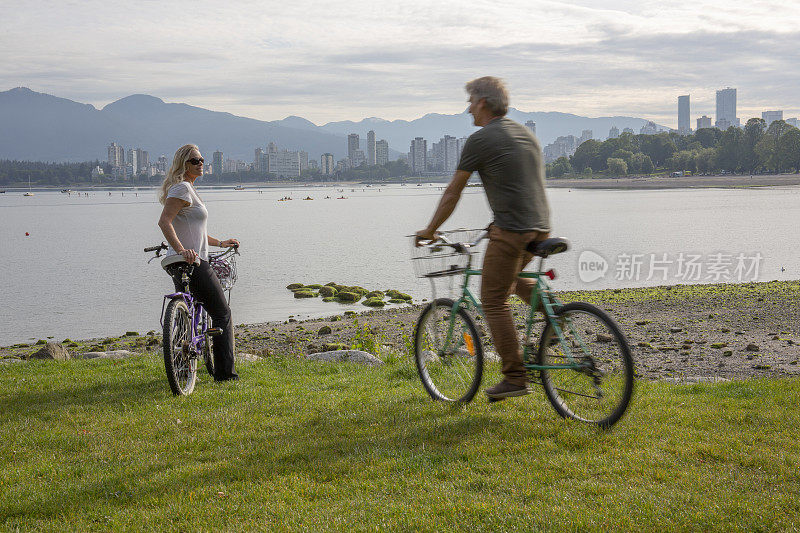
left=414, top=228, right=438, bottom=247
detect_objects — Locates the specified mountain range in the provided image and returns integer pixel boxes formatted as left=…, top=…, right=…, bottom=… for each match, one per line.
left=0, top=87, right=666, bottom=163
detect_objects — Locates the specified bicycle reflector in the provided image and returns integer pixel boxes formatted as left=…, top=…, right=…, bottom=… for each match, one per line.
left=463, top=332, right=475, bottom=356
left=545, top=269, right=557, bottom=280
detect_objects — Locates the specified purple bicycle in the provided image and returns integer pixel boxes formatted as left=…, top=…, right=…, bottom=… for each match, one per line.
left=144, top=242, right=239, bottom=395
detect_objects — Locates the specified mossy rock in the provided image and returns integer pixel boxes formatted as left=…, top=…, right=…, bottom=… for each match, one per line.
left=363, top=297, right=386, bottom=307
left=68, top=342, right=79, bottom=348
left=386, top=290, right=412, bottom=301
left=286, top=283, right=304, bottom=290
left=35, top=340, right=47, bottom=345
left=323, top=343, right=347, bottom=351
left=344, top=311, right=357, bottom=316
left=343, top=286, right=369, bottom=296
left=366, top=291, right=384, bottom=299
left=388, top=298, right=411, bottom=304
left=332, top=284, right=348, bottom=293
left=322, top=297, right=338, bottom=303
left=294, top=290, right=316, bottom=299
left=337, top=292, right=360, bottom=303
left=331, top=316, right=342, bottom=322
left=325, top=282, right=338, bottom=287
left=124, top=331, right=139, bottom=337
left=305, top=284, right=323, bottom=290
left=319, top=286, right=338, bottom=297
left=62, top=339, right=72, bottom=344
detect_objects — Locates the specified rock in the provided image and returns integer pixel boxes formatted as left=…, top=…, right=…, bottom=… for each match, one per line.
left=77, top=350, right=134, bottom=360
left=337, top=292, right=360, bottom=302
left=331, top=316, right=342, bottom=322
left=344, top=311, right=356, bottom=316
left=30, top=343, right=71, bottom=360
left=62, top=338, right=72, bottom=344
left=147, top=330, right=156, bottom=336
left=323, top=343, right=347, bottom=351
left=670, top=327, right=682, bottom=333
left=305, top=284, right=323, bottom=290
left=635, top=320, right=650, bottom=326
left=745, top=344, right=760, bottom=352
left=305, top=350, right=384, bottom=366
left=484, top=350, right=500, bottom=362
left=388, top=299, right=410, bottom=304
left=723, top=350, right=733, bottom=356
left=366, top=291, right=384, bottom=299
left=294, top=290, right=316, bottom=299
left=286, top=283, right=304, bottom=290
left=721, top=328, right=730, bottom=333
left=596, top=333, right=613, bottom=343
left=318, top=286, right=338, bottom=297
left=363, top=297, right=386, bottom=307
left=322, top=297, right=338, bottom=303
left=318, top=325, right=332, bottom=335
left=637, top=342, right=653, bottom=348
left=752, top=364, right=771, bottom=370
left=124, top=331, right=139, bottom=337
left=710, top=342, right=727, bottom=349
left=236, top=352, right=261, bottom=362
left=35, top=339, right=47, bottom=345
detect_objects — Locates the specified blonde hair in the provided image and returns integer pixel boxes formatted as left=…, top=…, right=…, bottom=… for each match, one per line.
left=158, top=144, right=199, bottom=204
left=465, top=76, right=509, bottom=116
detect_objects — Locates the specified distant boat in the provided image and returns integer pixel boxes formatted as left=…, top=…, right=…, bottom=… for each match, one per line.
left=24, top=175, right=34, bottom=196
left=0, top=190, right=5, bottom=194
left=234, top=185, right=245, bottom=190
left=61, top=189, right=73, bottom=194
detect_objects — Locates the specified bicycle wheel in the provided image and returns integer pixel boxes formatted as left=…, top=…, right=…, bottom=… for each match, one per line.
left=414, top=298, right=483, bottom=403
left=162, top=298, right=197, bottom=395
left=537, top=302, right=634, bottom=428
left=201, top=310, right=215, bottom=378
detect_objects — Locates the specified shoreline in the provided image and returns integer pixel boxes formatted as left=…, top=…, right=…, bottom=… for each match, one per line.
left=4, top=280, right=799, bottom=383
left=545, top=173, right=800, bottom=190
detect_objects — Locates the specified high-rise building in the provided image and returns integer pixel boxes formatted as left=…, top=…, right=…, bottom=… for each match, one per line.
left=787, top=118, right=799, bottom=128
left=678, top=95, right=691, bottom=135
left=622, top=127, right=634, bottom=134
left=347, top=134, right=359, bottom=165
left=697, top=115, right=712, bottom=129
left=212, top=150, right=223, bottom=176
left=254, top=148, right=264, bottom=172
left=409, top=137, right=427, bottom=174
left=107, top=142, right=124, bottom=167
left=136, top=149, right=149, bottom=171
left=716, top=88, right=738, bottom=129
left=375, top=140, right=389, bottom=166
left=525, top=120, right=536, bottom=137
left=608, top=126, right=620, bottom=139
left=298, top=151, right=309, bottom=171
left=352, top=149, right=366, bottom=167
left=367, top=130, right=376, bottom=166
left=126, top=148, right=138, bottom=175
left=157, top=155, right=168, bottom=174
left=321, top=153, right=335, bottom=175
left=579, top=130, right=593, bottom=144
left=762, top=110, right=783, bottom=127
left=640, top=122, right=658, bottom=135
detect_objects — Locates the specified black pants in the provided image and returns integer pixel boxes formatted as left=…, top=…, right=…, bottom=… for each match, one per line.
left=174, top=260, right=237, bottom=380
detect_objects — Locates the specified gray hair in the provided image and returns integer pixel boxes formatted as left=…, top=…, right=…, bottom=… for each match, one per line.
left=465, top=76, right=509, bottom=116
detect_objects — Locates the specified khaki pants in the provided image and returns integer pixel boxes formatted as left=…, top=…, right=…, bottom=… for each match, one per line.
left=481, top=225, right=548, bottom=386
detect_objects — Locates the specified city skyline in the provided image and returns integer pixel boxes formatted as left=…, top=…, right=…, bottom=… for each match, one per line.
left=3, top=0, right=799, bottom=128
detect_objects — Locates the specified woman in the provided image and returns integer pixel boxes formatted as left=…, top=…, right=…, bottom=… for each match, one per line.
left=158, top=144, right=240, bottom=381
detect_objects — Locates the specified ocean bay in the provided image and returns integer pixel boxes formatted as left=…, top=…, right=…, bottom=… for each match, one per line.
left=1, top=184, right=799, bottom=345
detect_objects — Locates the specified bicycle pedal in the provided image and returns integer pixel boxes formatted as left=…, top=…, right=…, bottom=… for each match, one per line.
left=207, top=327, right=223, bottom=337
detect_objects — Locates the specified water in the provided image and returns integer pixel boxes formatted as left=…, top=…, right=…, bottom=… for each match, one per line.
left=2, top=184, right=799, bottom=345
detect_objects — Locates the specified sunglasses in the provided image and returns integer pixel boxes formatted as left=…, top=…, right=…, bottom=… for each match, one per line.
left=187, top=157, right=204, bottom=165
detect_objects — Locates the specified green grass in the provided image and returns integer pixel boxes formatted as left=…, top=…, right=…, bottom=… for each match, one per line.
left=2, top=356, right=799, bottom=531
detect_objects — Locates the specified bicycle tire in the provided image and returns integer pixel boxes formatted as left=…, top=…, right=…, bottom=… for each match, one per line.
left=537, top=302, right=634, bottom=428
left=162, top=298, right=197, bottom=396
left=414, top=298, right=483, bottom=403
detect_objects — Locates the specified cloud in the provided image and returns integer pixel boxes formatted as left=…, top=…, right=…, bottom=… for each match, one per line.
left=1, top=0, right=799, bottom=124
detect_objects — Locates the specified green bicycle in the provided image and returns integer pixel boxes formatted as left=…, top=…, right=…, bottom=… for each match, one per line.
left=411, top=229, right=634, bottom=429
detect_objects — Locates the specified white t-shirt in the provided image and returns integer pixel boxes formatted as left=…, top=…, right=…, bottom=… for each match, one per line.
left=166, top=181, right=209, bottom=261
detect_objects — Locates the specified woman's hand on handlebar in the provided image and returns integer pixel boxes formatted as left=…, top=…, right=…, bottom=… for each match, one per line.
left=178, top=248, right=199, bottom=264
left=219, top=238, right=239, bottom=248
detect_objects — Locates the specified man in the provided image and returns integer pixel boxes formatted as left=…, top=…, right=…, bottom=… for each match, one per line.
left=415, top=76, right=551, bottom=400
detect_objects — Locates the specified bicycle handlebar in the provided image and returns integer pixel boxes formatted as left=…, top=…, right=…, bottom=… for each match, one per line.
left=144, top=242, right=168, bottom=253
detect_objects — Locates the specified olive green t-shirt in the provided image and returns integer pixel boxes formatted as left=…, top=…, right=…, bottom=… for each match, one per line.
left=457, top=117, right=551, bottom=232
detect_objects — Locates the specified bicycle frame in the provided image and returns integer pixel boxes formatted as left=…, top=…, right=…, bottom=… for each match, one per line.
left=161, top=291, right=207, bottom=357
left=431, top=257, right=589, bottom=373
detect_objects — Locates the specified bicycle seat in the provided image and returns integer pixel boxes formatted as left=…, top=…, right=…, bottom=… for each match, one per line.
left=161, top=254, right=198, bottom=273
left=527, top=237, right=570, bottom=257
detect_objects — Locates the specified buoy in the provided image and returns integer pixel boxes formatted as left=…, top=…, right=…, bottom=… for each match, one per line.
left=25, top=232, right=29, bottom=236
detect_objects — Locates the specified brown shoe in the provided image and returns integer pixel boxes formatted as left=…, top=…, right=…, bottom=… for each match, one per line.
left=485, top=380, right=531, bottom=400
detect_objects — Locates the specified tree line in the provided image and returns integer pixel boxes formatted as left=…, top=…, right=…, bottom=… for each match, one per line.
left=546, top=119, right=800, bottom=178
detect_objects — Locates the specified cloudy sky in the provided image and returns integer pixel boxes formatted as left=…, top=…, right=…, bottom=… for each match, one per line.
left=3, top=0, right=799, bottom=126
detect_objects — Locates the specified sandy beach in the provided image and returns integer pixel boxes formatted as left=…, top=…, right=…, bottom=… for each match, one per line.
left=546, top=173, right=800, bottom=189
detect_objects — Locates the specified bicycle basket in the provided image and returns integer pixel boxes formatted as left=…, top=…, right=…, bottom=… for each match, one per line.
left=410, top=228, right=486, bottom=278
left=209, top=251, right=238, bottom=291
